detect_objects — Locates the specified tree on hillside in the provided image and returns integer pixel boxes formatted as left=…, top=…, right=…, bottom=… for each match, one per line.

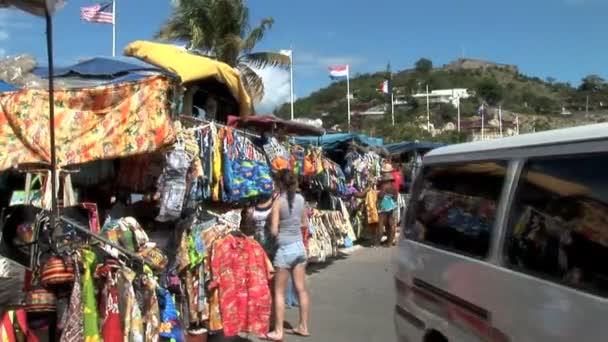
left=156, top=0, right=290, bottom=102
left=579, top=75, right=605, bottom=93
left=476, top=78, right=504, bottom=105
left=415, top=58, right=433, bottom=74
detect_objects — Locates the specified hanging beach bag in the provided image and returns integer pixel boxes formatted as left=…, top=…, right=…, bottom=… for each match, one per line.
left=24, top=288, right=56, bottom=314
left=263, top=137, right=290, bottom=171
left=290, top=145, right=305, bottom=176
left=224, top=130, right=273, bottom=202
left=9, top=174, right=43, bottom=208
left=40, top=256, right=75, bottom=290
left=303, top=147, right=316, bottom=177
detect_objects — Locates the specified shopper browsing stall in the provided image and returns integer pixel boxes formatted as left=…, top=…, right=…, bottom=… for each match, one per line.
left=263, top=170, right=311, bottom=341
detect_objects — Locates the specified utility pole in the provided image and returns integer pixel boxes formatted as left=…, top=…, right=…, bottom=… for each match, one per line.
left=426, top=84, right=431, bottom=132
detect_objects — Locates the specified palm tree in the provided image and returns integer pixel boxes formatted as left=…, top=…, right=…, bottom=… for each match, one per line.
left=157, top=0, right=290, bottom=103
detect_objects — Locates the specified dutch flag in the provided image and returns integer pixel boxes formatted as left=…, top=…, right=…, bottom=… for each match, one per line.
left=328, top=65, right=349, bottom=80
left=379, top=80, right=391, bottom=94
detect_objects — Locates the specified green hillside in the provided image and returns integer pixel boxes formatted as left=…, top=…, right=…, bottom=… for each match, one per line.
left=274, top=58, right=608, bottom=143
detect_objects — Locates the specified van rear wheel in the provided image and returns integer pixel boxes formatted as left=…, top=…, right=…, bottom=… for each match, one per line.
left=424, top=330, right=448, bottom=342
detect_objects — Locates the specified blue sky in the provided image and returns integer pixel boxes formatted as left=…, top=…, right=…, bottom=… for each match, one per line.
left=2, top=0, right=608, bottom=112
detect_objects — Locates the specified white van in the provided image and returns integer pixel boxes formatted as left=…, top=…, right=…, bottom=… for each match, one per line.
left=394, top=124, right=608, bottom=342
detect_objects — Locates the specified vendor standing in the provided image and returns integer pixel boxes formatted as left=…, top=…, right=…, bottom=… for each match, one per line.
left=378, top=163, right=398, bottom=246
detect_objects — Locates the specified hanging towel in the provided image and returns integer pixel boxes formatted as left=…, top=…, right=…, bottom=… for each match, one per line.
left=60, top=259, right=84, bottom=342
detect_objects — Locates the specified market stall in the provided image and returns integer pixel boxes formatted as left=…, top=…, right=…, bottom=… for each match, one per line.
left=124, top=40, right=252, bottom=121
left=0, top=15, right=366, bottom=340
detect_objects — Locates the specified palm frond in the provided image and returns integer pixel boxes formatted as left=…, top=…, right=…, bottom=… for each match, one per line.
left=216, top=33, right=243, bottom=67
left=156, top=0, right=214, bottom=50
left=240, top=52, right=290, bottom=70
left=238, top=63, right=265, bottom=103
left=242, top=18, right=274, bottom=53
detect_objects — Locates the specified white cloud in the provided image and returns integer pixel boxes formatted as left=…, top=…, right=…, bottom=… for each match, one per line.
left=255, top=67, right=291, bottom=114
left=0, top=48, right=6, bottom=58
left=295, top=52, right=365, bottom=70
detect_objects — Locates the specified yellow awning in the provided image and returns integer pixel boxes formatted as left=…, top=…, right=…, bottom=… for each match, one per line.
left=124, top=40, right=252, bottom=117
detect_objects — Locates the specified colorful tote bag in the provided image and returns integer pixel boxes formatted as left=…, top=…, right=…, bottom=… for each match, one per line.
left=223, top=130, right=273, bottom=203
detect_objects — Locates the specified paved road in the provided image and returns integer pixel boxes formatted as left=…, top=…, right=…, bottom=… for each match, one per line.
left=212, top=246, right=397, bottom=342
left=289, top=246, right=398, bottom=342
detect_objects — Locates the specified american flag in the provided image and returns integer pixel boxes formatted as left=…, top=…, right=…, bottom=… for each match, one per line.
left=81, top=3, right=114, bottom=24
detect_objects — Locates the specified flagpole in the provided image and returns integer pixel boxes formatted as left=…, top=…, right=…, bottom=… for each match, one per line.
left=391, top=91, right=395, bottom=126
left=481, top=106, right=485, bottom=140
left=499, top=104, right=503, bottom=137
left=346, top=65, right=351, bottom=131
left=289, top=47, right=294, bottom=120
left=457, top=99, right=461, bottom=133
left=112, top=0, right=116, bottom=57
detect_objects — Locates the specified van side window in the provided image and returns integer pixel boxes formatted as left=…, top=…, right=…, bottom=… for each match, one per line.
left=505, top=154, right=608, bottom=297
left=407, top=161, right=506, bottom=258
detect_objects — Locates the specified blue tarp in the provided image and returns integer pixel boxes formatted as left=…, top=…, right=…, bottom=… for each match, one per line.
left=293, top=133, right=384, bottom=150
left=33, top=56, right=167, bottom=78
left=0, top=81, right=19, bottom=92
left=0, top=57, right=174, bottom=91
left=385, top=141, right=445, bottom=156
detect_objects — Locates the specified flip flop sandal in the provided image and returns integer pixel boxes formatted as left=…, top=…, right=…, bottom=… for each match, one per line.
left=260, top=332, right=283, bottom=341
left=286, top=328, right=311, bottom=337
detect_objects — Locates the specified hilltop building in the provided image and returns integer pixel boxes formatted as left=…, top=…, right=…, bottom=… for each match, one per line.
left=444, top=58, right=519, bottom=74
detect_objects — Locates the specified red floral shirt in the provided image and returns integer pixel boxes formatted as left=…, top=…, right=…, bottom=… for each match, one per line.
left=209, top=234, right=273, bottom=336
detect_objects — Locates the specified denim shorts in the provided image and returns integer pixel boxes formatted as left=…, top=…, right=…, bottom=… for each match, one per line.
left=273, top=241, right=307, bottom=269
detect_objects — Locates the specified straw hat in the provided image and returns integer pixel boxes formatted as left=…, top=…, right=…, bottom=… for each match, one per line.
left=381, top=163, right=394, bottom=174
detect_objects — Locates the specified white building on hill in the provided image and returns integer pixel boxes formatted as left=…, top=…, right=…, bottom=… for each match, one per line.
left=412, top=88, right=473, bottom=108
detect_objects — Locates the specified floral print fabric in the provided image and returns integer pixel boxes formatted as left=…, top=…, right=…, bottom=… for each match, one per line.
left=0, top=75, right=175, bottom=171
left=142, top=276, right=160, bottom=342
left=95, top=264, right=123, bottom=342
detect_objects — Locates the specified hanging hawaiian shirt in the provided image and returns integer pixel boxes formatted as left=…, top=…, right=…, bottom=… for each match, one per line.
left=209, top=235, right=273, bottom=336
left=142, top=276, right=160, bottom=342
left=82, top=250, right=100, bottom=342
left=118, top=267, right=144, bottom=342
